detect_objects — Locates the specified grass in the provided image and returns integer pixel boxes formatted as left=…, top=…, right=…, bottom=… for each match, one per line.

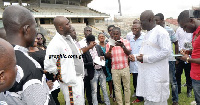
left=58, top=71, right=195, bottom=105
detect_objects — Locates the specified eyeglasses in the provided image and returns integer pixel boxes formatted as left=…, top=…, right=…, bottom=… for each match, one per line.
left=108, top=30, right=112, bottom=32
left=37, top=37, right=43, bottom=40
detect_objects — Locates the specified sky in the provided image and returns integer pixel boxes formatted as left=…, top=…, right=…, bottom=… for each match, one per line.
left=88, top=0, right=200, bottom=19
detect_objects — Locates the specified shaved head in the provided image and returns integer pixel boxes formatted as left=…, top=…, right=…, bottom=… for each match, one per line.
left=53, top=16, right=66, bottom=29
left=2, top=5, right=36, bottom=48
left=53, top=16, right=71, bottom=36
left=140, top=10, right=155, bottom=20
left=140, top=10, right=156, bottom=31
left=178, top=10, right=189, bottom=23
left=3, top=5, right=35, bottom=35
left=0, top=28, right=6, bottom=40
left=70, top=26, right=76, bottom=40
left=0, top=38, right=17, bottom=92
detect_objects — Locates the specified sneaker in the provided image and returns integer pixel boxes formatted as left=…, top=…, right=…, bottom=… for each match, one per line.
left=191, top=101, right=196, bottom=105
left=132, top=93, right=136, bottom=97
left=132, top=98, right=142, bottom=103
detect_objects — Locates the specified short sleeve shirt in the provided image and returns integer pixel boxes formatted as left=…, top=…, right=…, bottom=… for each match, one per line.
left=106, top=38, right=131, bottom=70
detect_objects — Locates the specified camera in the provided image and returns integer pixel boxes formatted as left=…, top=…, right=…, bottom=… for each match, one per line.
left=189, top=10, right=200, bottom=18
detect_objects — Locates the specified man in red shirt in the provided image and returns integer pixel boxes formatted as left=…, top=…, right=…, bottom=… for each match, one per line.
left=105, top=27, right=131, bottom=105
left=178, top=10, right=200, bottom=104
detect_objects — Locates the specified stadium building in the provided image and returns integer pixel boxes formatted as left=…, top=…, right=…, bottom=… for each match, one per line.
left=0, top=0, right=110, bottom=42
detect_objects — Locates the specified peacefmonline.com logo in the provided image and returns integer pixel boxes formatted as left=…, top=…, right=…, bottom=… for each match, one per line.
left=49, top=54, right=82, bottom=59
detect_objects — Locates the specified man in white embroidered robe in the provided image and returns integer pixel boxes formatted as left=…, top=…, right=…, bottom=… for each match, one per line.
left=135, top=10, right=171, bottom=105
left=44, top=16, right=85, bottom=105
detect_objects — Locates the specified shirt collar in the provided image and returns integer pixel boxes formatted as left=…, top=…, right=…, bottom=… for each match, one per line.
left=14, top=45, right=29, bottom=53
left=132, top=34, right=144, bottom=40
left=193, top=26, right=200, bottom=36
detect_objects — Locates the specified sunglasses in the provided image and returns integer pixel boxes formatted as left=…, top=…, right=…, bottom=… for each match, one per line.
left=37, top=37, right=43, bottom=40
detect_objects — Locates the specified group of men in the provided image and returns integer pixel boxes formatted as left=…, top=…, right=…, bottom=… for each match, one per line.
left=0, top=5, right=200, bottom=105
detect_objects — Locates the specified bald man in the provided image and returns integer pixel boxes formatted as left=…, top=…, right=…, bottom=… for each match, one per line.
left=70, top=27, right=77, bottom=41
left=0, top=5, right=52, bottom=105
left=0, top=28, right=6, bottom=40
left=135, top=10, right=171, bottom=105
left=44, top=16, right=85, bottom=105
left=0, top=38, right=17, bottom=93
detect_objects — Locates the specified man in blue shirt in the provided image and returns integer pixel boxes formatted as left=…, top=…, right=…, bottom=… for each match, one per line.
left=128, top=23, right=144, bottom=103
left=155, top=13, right=179, bottom=105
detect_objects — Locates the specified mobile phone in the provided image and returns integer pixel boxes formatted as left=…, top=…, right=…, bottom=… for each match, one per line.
left=117, top=40, right=121, bottom=43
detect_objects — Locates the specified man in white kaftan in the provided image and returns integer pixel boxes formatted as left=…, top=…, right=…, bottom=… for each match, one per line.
left=136, top=10, right=171, bottom=105
left=44, top=16, right=84, bottom=105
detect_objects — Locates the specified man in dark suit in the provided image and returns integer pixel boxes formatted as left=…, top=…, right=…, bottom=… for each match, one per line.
left=82, top=35, right=110, bottom=105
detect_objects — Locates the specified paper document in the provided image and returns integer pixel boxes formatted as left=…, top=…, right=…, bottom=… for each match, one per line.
left=172, top=54, right=183, bottom=57
left=50, top=80, right=60, bottom=92
left=108, top=38, right=116, bottom=46
left=94, top=56, right=105, bottom=66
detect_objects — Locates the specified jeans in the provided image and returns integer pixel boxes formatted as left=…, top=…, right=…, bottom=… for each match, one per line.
left=192, top=79, right=200, bottom=105
left=169, top=61, right=179, bottom=102
left=91, top=69, right=110, bottom=105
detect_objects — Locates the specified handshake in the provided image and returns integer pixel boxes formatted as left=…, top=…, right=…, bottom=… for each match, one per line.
left=128, top=54, right=143, bottom=63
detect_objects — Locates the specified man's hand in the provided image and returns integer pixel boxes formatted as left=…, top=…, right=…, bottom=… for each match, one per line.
left=100, top=56, right=105, bottom=61
left=88, top=41, right=97, bottom=49
left=115, top=41, right=124, bottom=47
left=128, top=54, right=135, bottom=62
left=47, top=80, right=54, bottom=90
left=180, top=49, right=186, bottom=55
left=136, top=54, right=143, bottom=63
left=109, top=45, right=114, bottom=51
left=180, top=54, right=190, bottom=62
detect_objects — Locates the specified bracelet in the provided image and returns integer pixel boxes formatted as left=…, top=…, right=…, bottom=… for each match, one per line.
left=186, top=57, right=190, bottom=63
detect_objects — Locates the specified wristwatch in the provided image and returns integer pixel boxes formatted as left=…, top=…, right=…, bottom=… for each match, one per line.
left=186, top=57, right=190, bottom=63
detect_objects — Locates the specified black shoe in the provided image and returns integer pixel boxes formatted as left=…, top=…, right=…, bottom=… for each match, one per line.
left=98, top=100, right=104, bottom=104
left=178, top=91, right=181, bottom=94
left=172, top=102, right=179, bottom=105
left=178, top=86, right=181, bottom=94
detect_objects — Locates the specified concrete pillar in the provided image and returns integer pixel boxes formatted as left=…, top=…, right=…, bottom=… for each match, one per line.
left=50, top=0, right=54, bottom=4
left=88, top=18, right=95, bottom=25
left=80, top=18, right=84, bottom=23
left=36, top=18, right=40, bottom=27
left=82, top=18, right=84, bottom=23
left=69, top=18, right=72, bottom=23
